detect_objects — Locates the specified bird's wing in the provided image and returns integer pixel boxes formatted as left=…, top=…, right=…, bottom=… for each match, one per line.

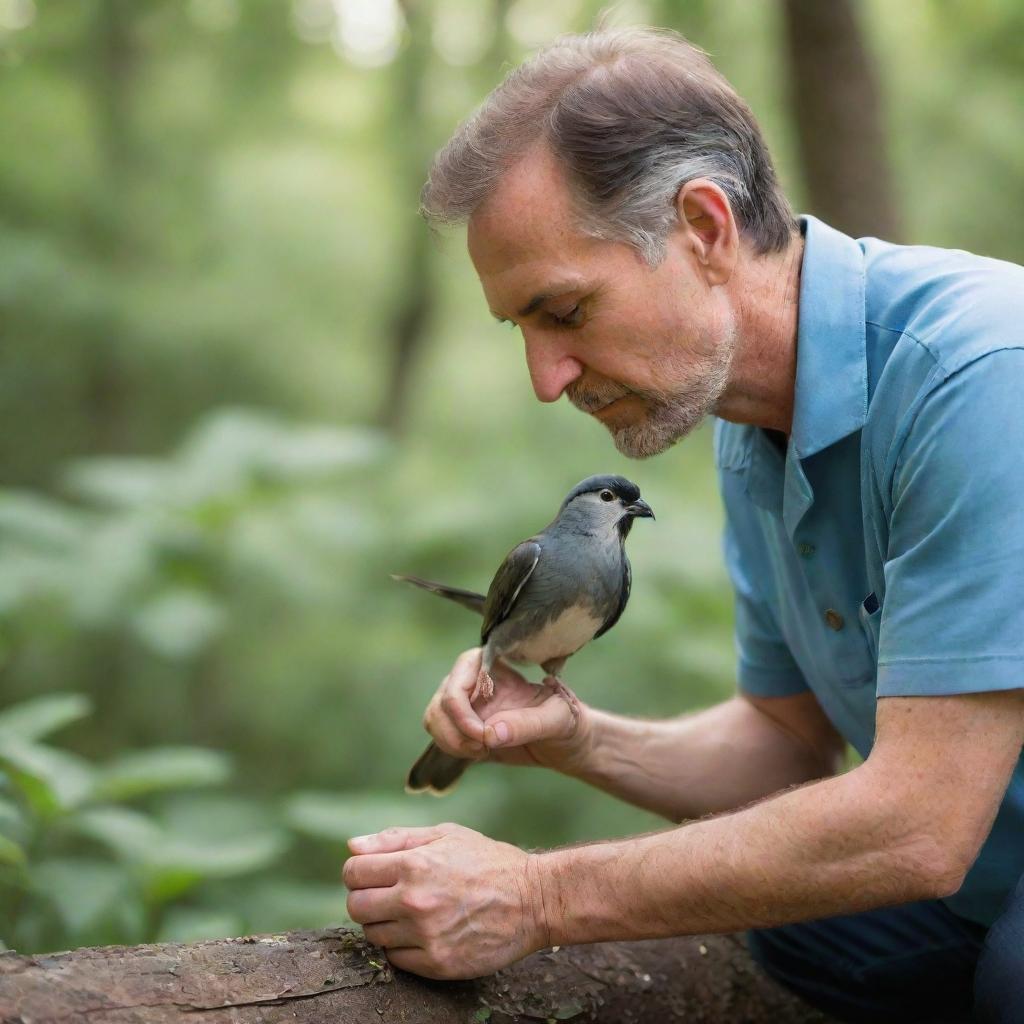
left=593, top=553, right=631, bottom=639
left=480, top=539, right=542, bottom=644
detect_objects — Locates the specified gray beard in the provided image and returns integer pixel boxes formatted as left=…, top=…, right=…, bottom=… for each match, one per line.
left=566, top=331, right=736, bottom=460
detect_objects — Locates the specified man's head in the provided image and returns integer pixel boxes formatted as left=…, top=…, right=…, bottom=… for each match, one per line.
left=421, top=27, right=797, bottom=457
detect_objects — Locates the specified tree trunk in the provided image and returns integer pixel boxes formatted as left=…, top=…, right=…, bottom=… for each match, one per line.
left=376, top=0, right=436, bottom=437
left=0, top=925, right=833, bottom=1022
left=781, top=0, right=901, bottom=241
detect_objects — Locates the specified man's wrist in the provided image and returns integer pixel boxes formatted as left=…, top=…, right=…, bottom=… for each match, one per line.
left=526, top=848, right=563, bottom=949
left=526, top=842, right=622, bottom=948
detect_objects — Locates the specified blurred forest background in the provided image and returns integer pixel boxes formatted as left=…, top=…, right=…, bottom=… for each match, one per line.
left=0, top=0, right=1022, bottom=954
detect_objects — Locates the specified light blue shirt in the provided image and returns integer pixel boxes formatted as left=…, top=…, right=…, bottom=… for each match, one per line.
left=715, top=215, right=1024, bottom=926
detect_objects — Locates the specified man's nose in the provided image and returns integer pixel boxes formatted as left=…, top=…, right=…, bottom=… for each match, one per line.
left=522, top=329, right=584, bottom=403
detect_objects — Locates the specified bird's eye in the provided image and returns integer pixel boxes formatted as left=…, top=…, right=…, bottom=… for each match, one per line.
left=600, top=490, right=614, bottom=502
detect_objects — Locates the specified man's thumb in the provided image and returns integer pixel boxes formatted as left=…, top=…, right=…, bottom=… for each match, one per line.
left=483, top=699, right=575, bottom=748
left=347, top=822, right=457, bottom=854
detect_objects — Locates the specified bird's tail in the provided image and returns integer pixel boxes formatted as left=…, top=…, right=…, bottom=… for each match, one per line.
left=390, top=574, right=485, bottom=615
left=405, top=741, right=471, bottom=795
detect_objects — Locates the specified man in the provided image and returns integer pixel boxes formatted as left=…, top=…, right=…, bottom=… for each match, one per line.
left=343, top=27, right=1024, bottom=1021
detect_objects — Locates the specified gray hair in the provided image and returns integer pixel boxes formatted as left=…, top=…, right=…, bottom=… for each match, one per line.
left=421, top=27, right=796, bottom=264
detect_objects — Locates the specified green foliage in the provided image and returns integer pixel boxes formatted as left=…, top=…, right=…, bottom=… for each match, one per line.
left=0, top=685, right=421, bottom=950
left=0, top=693, right=91, bottom=743
left=0, top=691, right=290, bottom=950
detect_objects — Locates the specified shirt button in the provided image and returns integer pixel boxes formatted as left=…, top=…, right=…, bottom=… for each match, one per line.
left=798, top=542, right=816, bottom=558
left=824, top=609, right=845, bottom=631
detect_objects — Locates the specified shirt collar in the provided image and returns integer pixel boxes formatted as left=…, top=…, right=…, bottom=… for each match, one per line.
left=790, top=215, right=868, bottom=460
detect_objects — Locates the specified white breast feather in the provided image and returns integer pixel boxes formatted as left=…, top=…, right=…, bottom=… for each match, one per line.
left=510, top=605, right=604, bottom=665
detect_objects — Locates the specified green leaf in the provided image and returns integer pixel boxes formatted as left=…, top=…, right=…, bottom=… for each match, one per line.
left=157, top=793, right=270, bottom=839
left=260, top=424, right=385, bottom=482
left=0, top=738, right=94, bottom=814
left=67, top=517, right=158, bottom=626
left=70, top=806, right=164, bottom=860
left=152, top=831, right=290, bottom=877
left=0, top=491, right=85, bottom=551
left=0, top=833, right=26, bottom=867
left=284, top=791, right=443, bottom=843
left=0, top=796, right=27, bottom=844
left=70, top=806, right=289, bottom=904
left=0, top=693, right=92, bottom=742
left=144, top=867, right=204, bottom=905
left=61, top=458, right=171, bottom=509
left=142, top=831, right=290, bottom=904
left=94, top=747, right=232, bottom=801
left=32, top=858, right=131, bottom=934
left=176, top=409, right=385, bottom=498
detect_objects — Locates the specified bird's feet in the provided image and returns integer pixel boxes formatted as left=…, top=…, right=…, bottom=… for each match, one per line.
left=543, top=675, right=581, bottom=729
left=470, top=668, right=495, bottom=705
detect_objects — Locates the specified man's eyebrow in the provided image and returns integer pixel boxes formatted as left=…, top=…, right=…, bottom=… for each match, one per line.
left=490, top=286, right=582, bottom=323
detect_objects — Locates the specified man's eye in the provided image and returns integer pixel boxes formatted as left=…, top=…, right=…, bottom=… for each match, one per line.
left=550, top=306, right=582, bottom=328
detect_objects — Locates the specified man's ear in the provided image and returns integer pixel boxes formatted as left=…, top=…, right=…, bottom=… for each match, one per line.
left=672, top=179, right=739, bottom=286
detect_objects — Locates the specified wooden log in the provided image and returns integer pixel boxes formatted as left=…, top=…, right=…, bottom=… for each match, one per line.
left=0, top=926, right=833, bottom=1023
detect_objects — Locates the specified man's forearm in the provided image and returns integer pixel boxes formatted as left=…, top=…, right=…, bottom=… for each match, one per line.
left=531, top=760, right=961, bottom=946
left=564, top=696, right=834, bottom=821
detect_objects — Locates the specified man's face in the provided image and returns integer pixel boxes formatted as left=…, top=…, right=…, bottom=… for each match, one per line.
left=467, top=145, right=737, bottom=458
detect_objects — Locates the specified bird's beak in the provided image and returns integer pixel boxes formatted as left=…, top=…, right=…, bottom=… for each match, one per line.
left=626, top=499, right=655, bottom=520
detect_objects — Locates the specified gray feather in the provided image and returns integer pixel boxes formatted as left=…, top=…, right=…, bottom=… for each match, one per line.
left=480, top=540, right=541, bottom=644
left=390, top=574, right=485, bottom=615
left=406, top=742, right=469, bottom=795
left=595, top=555, right=631, bottom=639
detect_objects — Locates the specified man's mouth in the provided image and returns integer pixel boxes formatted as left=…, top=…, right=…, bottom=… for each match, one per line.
left=591, top=396, right=626, bottom=420
left=567, top=384, right=632, bottom=416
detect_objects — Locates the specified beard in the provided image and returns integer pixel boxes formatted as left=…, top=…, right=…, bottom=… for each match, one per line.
left=565, top=322, right=738, bottom=459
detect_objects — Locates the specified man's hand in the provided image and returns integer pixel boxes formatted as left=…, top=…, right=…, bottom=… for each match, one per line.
left=423, top=647, right=594, bottom=773
left=342, top=822, right=549, bottom=979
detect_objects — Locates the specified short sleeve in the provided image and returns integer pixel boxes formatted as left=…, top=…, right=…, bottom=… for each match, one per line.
left=723, top=511, right=810, bottom=698
left=877, top=348, right=1024, bottom=696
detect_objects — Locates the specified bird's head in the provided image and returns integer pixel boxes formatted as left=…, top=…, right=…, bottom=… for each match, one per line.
left=557, top=474, right=655, bottom=539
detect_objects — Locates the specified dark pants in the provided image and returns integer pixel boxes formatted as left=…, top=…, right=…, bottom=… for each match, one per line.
left=747, top=874, right=1024, bottom=1023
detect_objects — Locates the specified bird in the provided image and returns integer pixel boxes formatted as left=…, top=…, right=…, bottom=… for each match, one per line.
left=393, top=474, right=654, bottom=794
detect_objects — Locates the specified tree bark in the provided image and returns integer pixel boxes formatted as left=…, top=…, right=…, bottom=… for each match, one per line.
left=0, top=925, right=833, bottom=1022
left=781, top=0, right=901, bottom=241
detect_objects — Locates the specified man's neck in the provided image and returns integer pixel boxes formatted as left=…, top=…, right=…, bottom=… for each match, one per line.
left=715, top=235, right=803, bottom=436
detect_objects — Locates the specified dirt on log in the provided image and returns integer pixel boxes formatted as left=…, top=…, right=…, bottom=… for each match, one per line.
left=0, top=926, right=835, bottom=1024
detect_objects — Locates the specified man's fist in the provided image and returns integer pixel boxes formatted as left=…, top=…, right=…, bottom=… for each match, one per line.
left=342, top=822, right=550, bottom=979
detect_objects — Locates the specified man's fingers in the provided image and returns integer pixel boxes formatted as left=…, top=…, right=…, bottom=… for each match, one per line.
left=383, top=946, right=436, bottom=977
left=348, top=823, right=456, bottom=855
left=483, top=695, right=576, bottom=749
left=342, top=852, right=400, bottom=890
left=441, top=647, right=487, bottom=741
left=425, top=714, right=485, bottom=759
left=362, top=921, right=416, bottom=949
left=346, top=885, right=400, bottom=924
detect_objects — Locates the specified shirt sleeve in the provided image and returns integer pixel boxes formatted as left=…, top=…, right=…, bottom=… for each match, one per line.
left=877, top=348, right=1024, bottom=696
left=723, top=508, right=810, bottom=698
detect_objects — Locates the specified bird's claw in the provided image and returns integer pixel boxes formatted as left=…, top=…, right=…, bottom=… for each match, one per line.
left=470, top=668, right=495, bottom=705
left=544, top=675, right=581, bottom=729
